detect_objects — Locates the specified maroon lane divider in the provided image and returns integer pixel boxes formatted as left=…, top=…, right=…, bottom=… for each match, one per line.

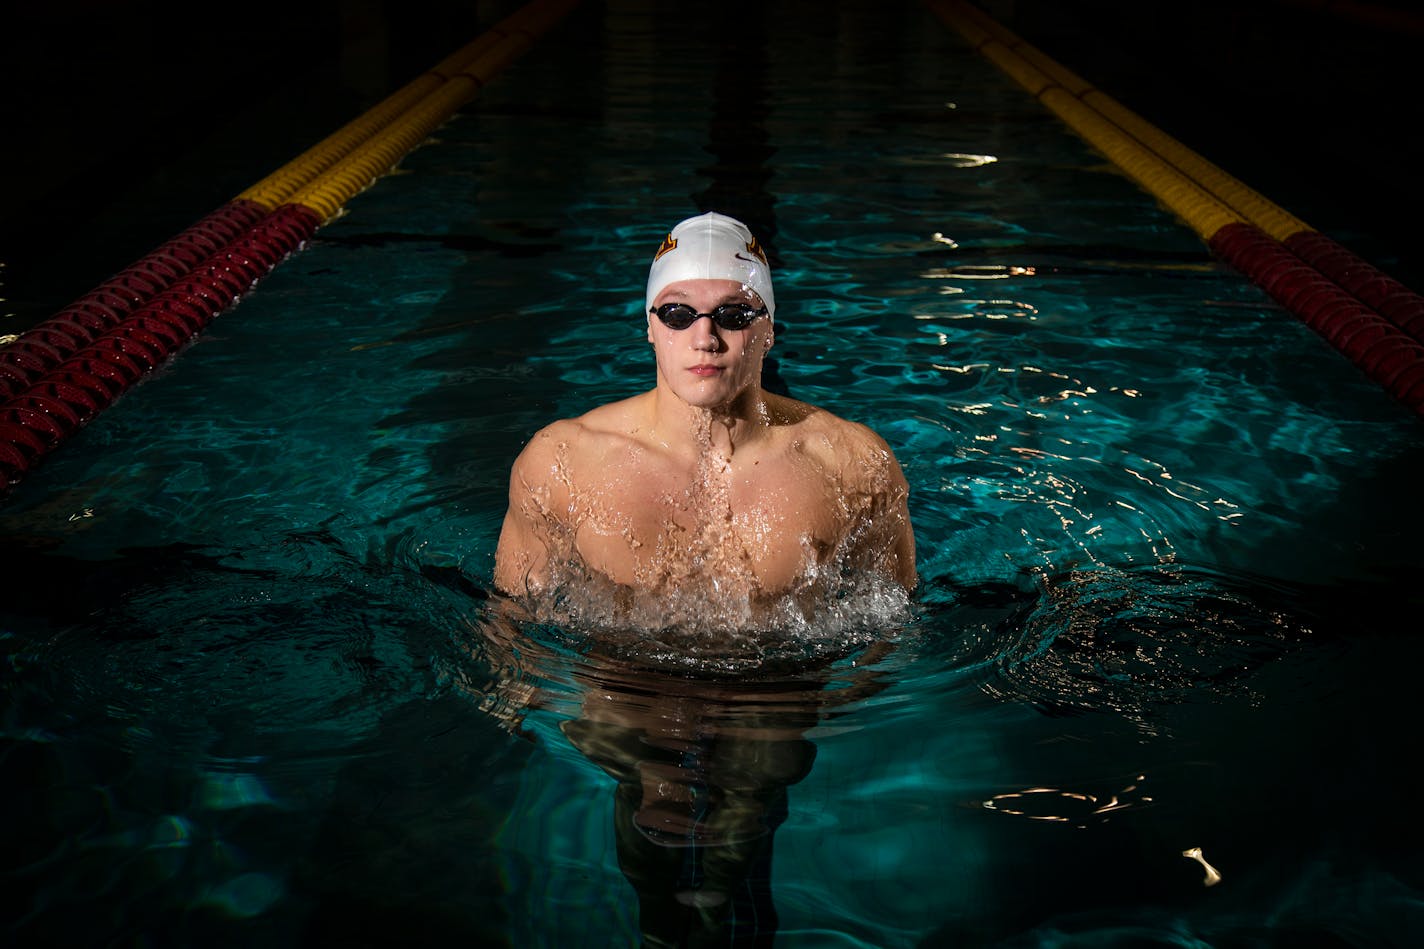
left=1211, top=222, right=1424, bottom=413
left=1282, top=232, right=1424, bottom=346
left=1, top=203, right=321, bottom=486
left=0, top=200, right=270, bottom=402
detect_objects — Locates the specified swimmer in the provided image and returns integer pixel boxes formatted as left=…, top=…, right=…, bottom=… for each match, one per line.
left=494, top=211, right=915, bottom=604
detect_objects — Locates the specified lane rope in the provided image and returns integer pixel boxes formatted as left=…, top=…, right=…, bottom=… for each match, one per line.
left=1, top=0, right=583, bottom=489
left=925, top=0, right=1424, bottom=416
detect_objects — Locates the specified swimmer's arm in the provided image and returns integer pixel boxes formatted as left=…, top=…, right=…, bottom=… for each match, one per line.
left=470, top=596, right=545, bottom=742
left=848, top=421, right=917, bottom=591
left=494, top=505, right=549, bottom=596
left=493, top=432, right=564, bottom=596
left=886, top=453, right=917, bottom=591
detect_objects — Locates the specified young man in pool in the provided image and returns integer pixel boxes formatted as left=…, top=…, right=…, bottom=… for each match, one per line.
left=493, top=211, right=915, bottom=610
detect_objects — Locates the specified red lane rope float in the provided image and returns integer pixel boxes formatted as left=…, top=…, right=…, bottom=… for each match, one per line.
left=1283, top=233, right=1424, bottom=340
left=4, top=0, right=570, bottom=383
left=0, top=205, right=322, bottom=481
left=926, top=0, right=1424, bottom=417
left=0, top=0, right=583, bottom=489
left=1213, top=223, right=1424, bottom=408
left=0, top=201, right=269, bottom=402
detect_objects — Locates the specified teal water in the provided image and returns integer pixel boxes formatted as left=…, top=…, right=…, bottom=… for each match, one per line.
left=3, top=2, right=1423, bottom=946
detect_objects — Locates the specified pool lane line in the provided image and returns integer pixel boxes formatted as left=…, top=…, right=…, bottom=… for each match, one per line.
left=3, top=0, right=569, bottom=404
left=0, top=0, right=583, bottom=489
left=940, top=0, right=1424, bottom=338
left=239, top=0, right=581, bottom=214
left=925, top=0, right=1424, bottom=417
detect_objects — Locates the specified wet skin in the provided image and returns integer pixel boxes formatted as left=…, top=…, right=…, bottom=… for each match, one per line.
left=494, top=279, right=915, bottom=600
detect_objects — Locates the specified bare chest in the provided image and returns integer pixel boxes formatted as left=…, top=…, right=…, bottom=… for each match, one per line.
left=568, top=449, right=842, bottom=593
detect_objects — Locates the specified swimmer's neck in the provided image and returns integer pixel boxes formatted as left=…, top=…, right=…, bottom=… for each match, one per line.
left=647, top=384, right=770, bottom=459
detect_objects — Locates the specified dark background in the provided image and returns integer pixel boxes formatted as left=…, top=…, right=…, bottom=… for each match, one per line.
left=996, top=0, right=1423, bottom=291
left=2, top=0, right=1420, bottom=333
left=0, top=0, right=511, bottom=330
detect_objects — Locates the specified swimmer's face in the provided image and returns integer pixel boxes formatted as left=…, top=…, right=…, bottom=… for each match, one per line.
left=648, top=278, right=773, bottom=410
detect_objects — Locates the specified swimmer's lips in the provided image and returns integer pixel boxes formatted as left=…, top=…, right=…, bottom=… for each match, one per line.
left=687, top=364, right=725, bottom=377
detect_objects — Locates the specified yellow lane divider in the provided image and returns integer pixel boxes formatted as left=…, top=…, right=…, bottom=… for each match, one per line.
left=924, top=0, right=1424, bottom=416
left=934, top=0, right=1311, bottom=242
left=1, top=0, right=586, bottom=489
left=927, top=0, right=1270, bottom=243
left=240, top=0, right=581, bottom=217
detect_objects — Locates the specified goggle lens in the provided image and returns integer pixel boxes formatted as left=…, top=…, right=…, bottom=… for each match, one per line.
left=652, top=303, right=767, bottom=331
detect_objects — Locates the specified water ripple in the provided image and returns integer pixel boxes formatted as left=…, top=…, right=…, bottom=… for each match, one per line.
left=984, top=565, right=1318, bottom=735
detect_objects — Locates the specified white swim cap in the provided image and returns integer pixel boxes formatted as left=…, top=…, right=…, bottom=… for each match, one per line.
left=645, top=211, right=775, bottom=321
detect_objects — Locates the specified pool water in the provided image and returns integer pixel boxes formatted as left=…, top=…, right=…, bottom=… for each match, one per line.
left=4, top=2, right=1423, bottom=946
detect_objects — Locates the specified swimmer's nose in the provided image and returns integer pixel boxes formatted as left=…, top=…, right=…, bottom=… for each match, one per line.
left=689, top=316, right=721, bottom=351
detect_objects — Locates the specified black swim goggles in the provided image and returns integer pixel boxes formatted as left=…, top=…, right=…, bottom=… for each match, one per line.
left=650, top=302, right=768, bottom=331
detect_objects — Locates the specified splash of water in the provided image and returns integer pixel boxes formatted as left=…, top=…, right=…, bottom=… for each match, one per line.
left=507, top=405, right=915, bottom=670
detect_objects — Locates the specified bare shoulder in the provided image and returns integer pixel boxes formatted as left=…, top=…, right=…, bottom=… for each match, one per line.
left=510, top=395, right=647, bottom=482
left=769, top=394, right=916, bottom=588
left=571, top=393, right=647, bottom=438
left=509, top=418, right=578, bottom=481
left=769, top=394, right=904, bottom=486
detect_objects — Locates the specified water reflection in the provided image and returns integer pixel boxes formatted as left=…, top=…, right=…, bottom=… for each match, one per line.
left=459, top=602, right=898, bottom=946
